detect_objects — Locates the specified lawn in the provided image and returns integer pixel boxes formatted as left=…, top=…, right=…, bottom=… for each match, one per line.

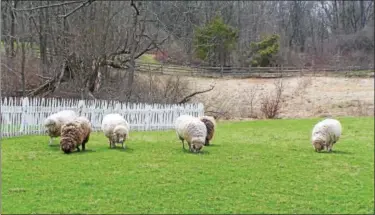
left=1, top=117, right=374, bottom=214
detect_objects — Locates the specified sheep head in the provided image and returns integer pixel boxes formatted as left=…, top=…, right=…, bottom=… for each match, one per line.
left=112, top=125, right=128, bottom=144
left=190, top=137, right=205, bottom=153
left=312, top=139, right=325, bottom=152
left=60, top=138, right=75, bottom=154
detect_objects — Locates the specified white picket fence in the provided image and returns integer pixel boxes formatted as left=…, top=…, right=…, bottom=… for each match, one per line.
left=0, top=97, right=205, bottom=138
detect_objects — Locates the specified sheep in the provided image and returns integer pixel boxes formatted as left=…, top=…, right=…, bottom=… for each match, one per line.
left=101, top=113, right=130, bottom=149
left=175, top=115, right=207, bottom=153
left=199, top=115, right=216, bottom=146
left=43, top=110, right=78, bottom=145
left=60, top=116, right=92, bottom=154
left=311, top=118, right=342, bottom=152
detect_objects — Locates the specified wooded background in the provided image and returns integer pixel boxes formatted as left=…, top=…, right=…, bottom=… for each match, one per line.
left=1, top=1, right=374, bottom=102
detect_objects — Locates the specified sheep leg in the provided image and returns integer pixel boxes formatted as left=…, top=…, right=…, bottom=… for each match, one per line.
left=82, top=135, right=89, bottom=151
left=76, top=146, right=81, bottom=152
left=187, top=142, right=192, bottom=152
left=204, top=138, right=210, bottom=146
left=48, top=137, right=53, bottom=145
left=109, top=139, right=112, bottom=148
left=181, top=140, right=186, bottom=150
left=327, top=144, right=333, bottom=152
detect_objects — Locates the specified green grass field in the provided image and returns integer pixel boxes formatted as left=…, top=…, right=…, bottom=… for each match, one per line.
left=1, top=117, right=374, bottom=214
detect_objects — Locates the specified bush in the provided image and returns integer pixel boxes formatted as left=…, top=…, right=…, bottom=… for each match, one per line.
left=259, top=79, right=284, bottom=119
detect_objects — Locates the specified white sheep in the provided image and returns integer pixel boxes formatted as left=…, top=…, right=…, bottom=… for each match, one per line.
left=43, top=110, right=78, bottom=145
left=311, top=118, right=342, bottom=152
left=101, top=113, right=130, bottom=149
left=175, top=115, right=207, bottom=153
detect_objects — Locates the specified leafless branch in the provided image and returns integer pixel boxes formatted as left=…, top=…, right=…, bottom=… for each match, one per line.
left=58, top=0, right=96, bottom=18
left=106, top=35, right=168, bottom=68
left=178, top=83, right=216, bottom=104
left=36, top=74, right=52, bottom=80
left=131, top=0, right=140, bottom=16
left=103, top=60, right=129, bottom=70
left=14, top=1, right=85, bottom=12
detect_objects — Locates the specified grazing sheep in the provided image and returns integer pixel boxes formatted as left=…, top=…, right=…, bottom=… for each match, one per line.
left=175, top=115, right=207, bottom=153
left=60, top=116, right=92, bottom=154
left=43, top=110, right=78, bottom=145
left=311, top=118, right=342, bottom=152
left=101, top=113, right=130, bottom=149
left=199, top=115, right=216, bottom=146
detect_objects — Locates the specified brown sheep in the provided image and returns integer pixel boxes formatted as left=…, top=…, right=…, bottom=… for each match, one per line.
left=199, top=115, right=216, bottom=146
left=60, top=116, right=92, bottom=154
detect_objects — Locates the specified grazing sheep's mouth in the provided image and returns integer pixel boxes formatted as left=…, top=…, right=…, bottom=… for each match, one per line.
left=62, top=147, right=72, bottom=154
left=190, top=147, right=202, bottom=153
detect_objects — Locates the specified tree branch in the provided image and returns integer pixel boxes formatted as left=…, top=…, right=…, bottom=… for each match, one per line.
left=103, top=60, right=129, bottom=70
left=105, top=35, right=168, bottom=69
left=131, top=0, right=140, bottom=16
left=14, top=1, right=85, bottom=12
left=58, top=0, right=96, bottom=18
left=178, top=84, right=216, bottom=104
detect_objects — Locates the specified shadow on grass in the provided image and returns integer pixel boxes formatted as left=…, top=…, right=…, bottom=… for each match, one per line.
left=110, top=146, right=135, bottom=153
left=317, top=150, right=353, bottom=155
left=330, top=150, right=353, bottom=155
left=48, top=144, right=60, bottom=147
left=80, top=149, right=96, bottom=153
left=58, top=149, right=97, bottom=155
left=205, top=144, right=220, bottom=147
left=48, top=144, right=61, bottom=151
left=179, top=148, right=210, bottom=155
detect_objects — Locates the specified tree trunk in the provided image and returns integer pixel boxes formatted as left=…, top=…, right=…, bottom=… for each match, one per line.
left=2, top=1, right=10, bottom=56
left=10, top=0, right=18, bottom=57
left=360, top=0, right=366, bottom=29
left=21, top=40, right=26, bottom=96
left=333, top=0, right=339, bottom=34
left=126, top=9, right=139, bottom=99
left=38, top=7, right=48, bottom=75
left=21, top=11, right=26, bottom=96
left=340, top=0, right=347, bottom=33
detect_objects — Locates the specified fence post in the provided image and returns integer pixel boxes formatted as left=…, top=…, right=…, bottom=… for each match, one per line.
left=20, top=97, right=29, bottom=134
left=114, top=102, right=121, bottom=113
left=77, top=100, right=85, bottom=116
left=198, top=103, right=205, bottom=117
left=145, top=104, right=151, bottom=131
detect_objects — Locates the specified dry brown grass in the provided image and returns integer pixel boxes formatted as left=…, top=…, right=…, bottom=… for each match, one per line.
left=188, top=75, right=374, bottom=119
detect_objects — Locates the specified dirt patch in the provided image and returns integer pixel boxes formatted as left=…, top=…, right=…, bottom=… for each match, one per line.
left=182, top=75, right=374, bottom=119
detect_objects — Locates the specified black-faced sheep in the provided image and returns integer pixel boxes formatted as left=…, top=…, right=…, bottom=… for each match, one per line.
left=60, top=116, right=92, bottom=154
left=311, top=118, right=342, bottom=152
left=44, top=110, right=77, bottom=145
left=175, top=115, right=207, bottom=153
left=101, top=113, right=130, bottom=149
